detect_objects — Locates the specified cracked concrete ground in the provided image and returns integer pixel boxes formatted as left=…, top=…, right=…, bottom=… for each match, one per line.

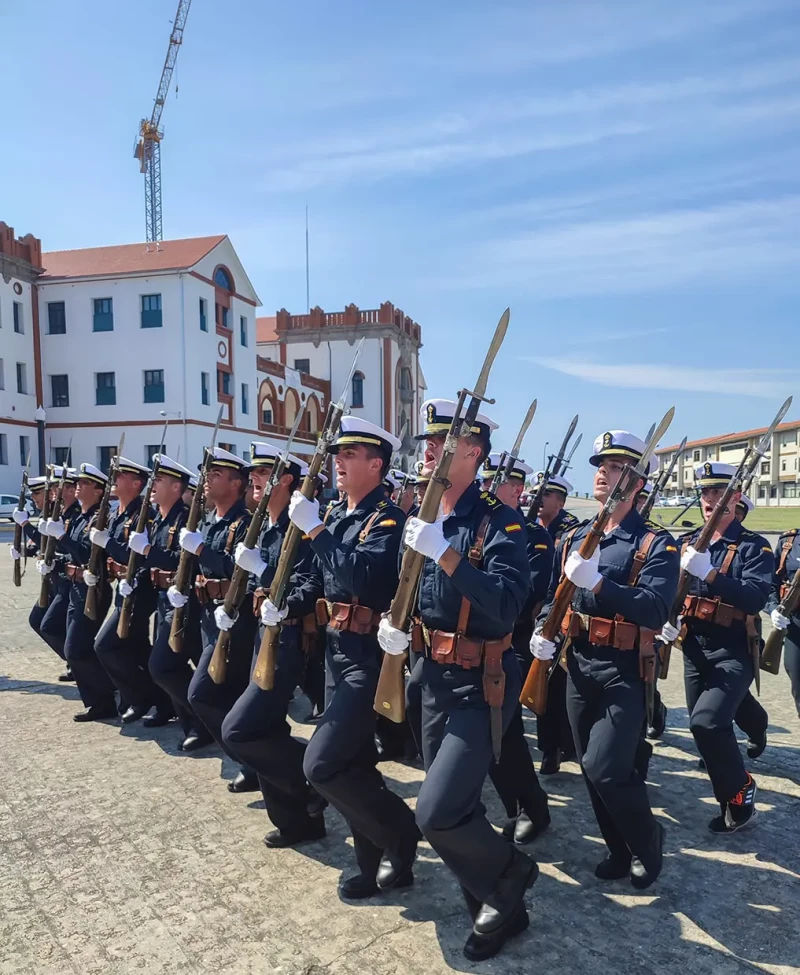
left=1, top=571, right=799, bottom=975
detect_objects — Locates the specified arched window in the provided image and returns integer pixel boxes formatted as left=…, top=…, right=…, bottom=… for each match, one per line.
left=285, top=388, right=301, bottom=427
left=214, top=266, right=233, bottom=290
left=352, top=371, right=364, bottom=408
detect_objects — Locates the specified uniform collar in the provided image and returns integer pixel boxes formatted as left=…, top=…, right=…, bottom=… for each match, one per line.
left=452, top=481, right=482, bottom=518
left=720, top=518, right=743, bottom=544
left=348, top=484, right=387, bottom=516
left=606, top=507, right=643, bottom=541
left=214, top=498, right=248, bottom=524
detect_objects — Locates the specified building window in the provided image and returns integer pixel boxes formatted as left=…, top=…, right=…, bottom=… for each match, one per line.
left=761, top=461, right=770, bottom=475
left=19, top=435, right=30, bottom=466
left=144, top=369, right=165, bottom=403
left=770, top=485, right=778, bottom=499
left=13, top=302, right=23, bottom=333
left=93, top=298, right=113, bottom=332
left=0, top=434, right=7, bottom=465
left=222, top=306, right=230, bottom=329
left=96, top=371, right=116, bottom=406
left=218, top=369, right=231, bottom=396
left=721, top=440, right=747, bottom=453
left=241, top=382, right=249, bottom=415
left=758, top=485, right=766, bottom=499
left=692, top=449, right=700, bottom=461
left=214, top=267, right=233, bottom=290
left=98, top=446, right=115, bottom=472
left=218, top=441, right=236, bottom=453
left=16, top=362, right=27, bottom=395
left=141, top=294, right=163, bottom=328
left=54, top=446, right=70, bottom=465
left=352, top=371, right=364, bottom=408
left=48, top=301, right=66, bottom=335
left=670, top=472, right=677, bottom=482
left=781, top=459, right=787, bottom=473
left=294, top=358, right=310, bottom=374
left=781, top=431, right=798, bottom=446
left=51, top=374, right=69, bottom=407
left=784, top=482, right=800, bottom=499
left=144, top=445, right=160, bottom=465
left=201, top=371, right=210, bottom=406
left=240, top=315, right=248, bottom=347
left=200, top=297, right=208, bottom=332
left=262, top=406, right=273, bottom=425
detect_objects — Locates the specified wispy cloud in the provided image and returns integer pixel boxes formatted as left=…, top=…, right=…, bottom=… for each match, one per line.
left=526, top=357, right=795, bottom=398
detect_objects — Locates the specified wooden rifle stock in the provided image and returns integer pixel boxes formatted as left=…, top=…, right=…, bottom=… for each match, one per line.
left=85, top=455, right=122, bottom=620
left=169, top=471, right=207, bottom=653
left=39, top=469, right=68, bottom=609
left=13, top=471, right=27, bottom=587
left=761, top=567, right=800, bottom=674
left=117, top=467, right=157, bottom=639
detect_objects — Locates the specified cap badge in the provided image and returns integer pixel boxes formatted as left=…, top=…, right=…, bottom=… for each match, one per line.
left=426, top=403, right=436, bottom=425
left=602, top=432, right=613, bottom=450
left=704, top=462, right=712, bottom=476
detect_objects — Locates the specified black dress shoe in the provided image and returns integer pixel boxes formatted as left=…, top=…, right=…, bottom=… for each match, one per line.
left=58, top=669, right=76, bottom=683
left=464, top=904, right=529, bottom=961
left=307, top=788, right=328, bottom=818
left=646, top=703, right=668, bottom=740
left=746, top=732, right=767, bottom=759
left=376, top=832, right=419, bottom=890
left=630, top=822, right=664, bottom=890
left=73, top=703, right=118, bottom=723
left=227, top=770, right=260, bottom=793
left=340, top=873, right=379, bottom=899
left=142, top=710, right=174, bottom=728
left=178, top=731, right=214, bottom=752
left=514, top=811, right=550, bottom=845
left=501, top=819, right=516, bottom=841
left=264, top=815, right=326, bottom=848
left=594, top=855, right=631, bottom=880
left=540, top=749, right=562, bottom=775
left=474, top=849, right=538, bottom=936
left=121, top=706, right=148, bottom=725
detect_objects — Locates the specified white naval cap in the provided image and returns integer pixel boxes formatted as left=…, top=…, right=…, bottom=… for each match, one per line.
left=417, top=398, right=498, bottom=441
left=51, top=465, right=78, bottom=483
left=77, top=462, right=108, bottom=486
left=156, top=454, right=194, bottom=481
left=250, top=441, right=305, bottom=478
left=695, top=462, right=737, bottom=488
left=737, top=494, right=755, bottom=515
left=330, top=417, right=401, bottom=455
left=383, top=470, right=403, bottom=491
left=589, top=430, right=651, bottom=472
left=480, top=452, right=533, bottom=482
left=533, top=471, right=573, bottom=495
left=640, top=479, right=655, bottom=496
left=204, top=446, right=251, bottom=473
left=117, top=456, right=151, bottom=478
left=28, top=475, right=48, bottom=490
left=316, top=470, right=328, bottom=485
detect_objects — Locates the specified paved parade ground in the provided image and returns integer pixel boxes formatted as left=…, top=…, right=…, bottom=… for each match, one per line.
left=2, top=570, right=799, bottom=975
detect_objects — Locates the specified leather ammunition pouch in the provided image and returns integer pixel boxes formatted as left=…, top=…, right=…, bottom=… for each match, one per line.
left=106, top=559, right=127, bottom=581
left=682, top=595, right=746, bottom=627
left=562, top=608, right=641, bottom=651
left=150, top=569, right=176, bottom=590
left=65, top=564, right=86, bottom=584
left=194, top=576, right=231, bottom=605
left=316, top=599, right=380, bottom=635
left=412, top=620, right=512, bottom=671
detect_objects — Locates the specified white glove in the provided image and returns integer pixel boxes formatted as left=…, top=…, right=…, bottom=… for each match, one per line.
left=235, top=542, right=267, bottom=577
left=681, top=545, right=713, bottom=581
left=128, top=531, right=150, bottom=556
left=10, top=546, right=21, bottom=560
left=83, top=569, right=98, bottom=587
left=39, top=518, right=50, bottom=538
left=46, top=518, right=66, bottom=538
left=288, top=492, right=323, bottom=534
left=659, top=618, right=682, bottom=643
left=36, top=559, right=52, bottom=576
left=12, top=509, right=29, bottom=526
left=564, top=549, right=602, bottom=591
left=214, top=605, right=237, bottom=631
left=377, top=617, right=410, bottom=655
left=179, top=528, right=204, bottom=555
left=771, top=608, right=790, bottom=631
left=404, top=517, right=449, bottom=563
left=167, top=585, right=189, bottom=608
left=119, top=579, right=136, bottom=598
left=530, top=631, right=557, bottom=661
left=260, top=597, right=289, bottom=626
left=90, top=527, right=110, bottom=549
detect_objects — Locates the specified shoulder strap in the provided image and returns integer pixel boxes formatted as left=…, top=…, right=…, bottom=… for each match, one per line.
left=627, top=530, right=657, bottom=586
left=778, top=533, right=796, bottom=575
left=456, top=514, right=492, bottom=635
left=560, top=524, right=582, bottom=575
left=358, top=509, right=384, bottom=543
left=225, top=518, right=243, bottom=555
left=719, top=541, right=740, bottom=576
left=166, top=523, right=179, bottom=550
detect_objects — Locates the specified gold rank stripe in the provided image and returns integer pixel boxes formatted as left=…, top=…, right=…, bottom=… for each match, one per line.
left=425, top=422, right=482, bottom=435
left=534, top=543, right=548, bottom=550
left=335, top=435, right=385, bottom=447
left=665, top=545, right=677, bottom=552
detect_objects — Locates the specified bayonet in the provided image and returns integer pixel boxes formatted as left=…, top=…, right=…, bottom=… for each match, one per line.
left=490, top=398, right=537, bottom=494
left=551, top=414, right=579, bottom=478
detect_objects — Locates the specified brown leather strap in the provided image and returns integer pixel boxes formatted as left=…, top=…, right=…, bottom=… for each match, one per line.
left=778, top=533, right=797, bottom=576
left=719, top=542, right=739, bottom=576
left=150, top=568, right=175, bottom=589
left=166, top=524, right=179, bottom=550
left=561, top=524, right=582, bottom=575
left=456, top=513, right=492, bottom=636
left=358, top=508, right=384, bottom=543
left=628, top=531, right=657, bottom=586
left=225, top=518, right=243, bottom=555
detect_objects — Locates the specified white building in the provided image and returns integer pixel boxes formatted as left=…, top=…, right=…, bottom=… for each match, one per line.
left=256, top=302, right=425, bottom=467
left=35, top=235, right=327, bottom=472
left=0, top=222, right=42, bottom=494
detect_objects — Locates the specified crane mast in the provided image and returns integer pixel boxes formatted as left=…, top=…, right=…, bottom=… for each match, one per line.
left=134, top=0, right=193, bottom=242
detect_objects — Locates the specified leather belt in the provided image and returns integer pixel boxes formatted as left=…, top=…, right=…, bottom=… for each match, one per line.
left=682, top=595, right=746, bottom=627
left=411, top=620, right=512, bottom=668
left=315, top=599, right=380, bottom=635
left=106, top=559, right=127, bottom=581
left=562, top=608, right=640, bottom=651
left=195, top=576, right=231, bottom=604
left=65, top=564, right=86, bottom=584
left=150, top=568, right=176, bottom=590
left=253, top=588, right=300, bottom=625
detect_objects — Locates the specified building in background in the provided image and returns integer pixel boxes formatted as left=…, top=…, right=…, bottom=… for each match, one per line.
left=656, top=419, right=800, bottom=506
left=257, top=302, right=425, bottom=468
left=0, top=223, right=42, bottom=493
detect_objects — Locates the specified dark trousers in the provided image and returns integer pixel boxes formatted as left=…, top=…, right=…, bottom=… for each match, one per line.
left=95, top=590, right=170, bottom=713
left=222, top=623, right=310, bottom=832
left=735, top=691, right=768, bottom=741
left=488, top=650, right=549, bottom=822
left=64, top=583, right=115, bottom=708
left=683, top=631, right=753, bottom=803
left=566, top=646, right=658, bottom=864
left=30, top=576, right=70, bottom=660
left=536, top=661, right=574, bottom=756
left=187, top=602, right=257, bottom=757
left=406, top=648, right=423, bottom=754
left=148, top=592, right=203, bottom=735
left=783, top=623, right=800, bottom=718
left=412, top=650, right=521, bottom=902
left=303, top=629, right=418, bottom=877
left=298, top=627, right=326, bottom=714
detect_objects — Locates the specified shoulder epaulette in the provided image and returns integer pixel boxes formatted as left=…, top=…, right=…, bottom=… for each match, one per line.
left=477, top=490, right=504, bottom=515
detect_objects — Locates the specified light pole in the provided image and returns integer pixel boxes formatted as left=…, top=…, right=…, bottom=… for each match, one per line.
left=35, top=406, right=46, bottom=475
left=542, top=441, right=549, bottom=472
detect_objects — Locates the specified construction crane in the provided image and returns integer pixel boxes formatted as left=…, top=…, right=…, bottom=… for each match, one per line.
left=134, top=0, right=193, bottom=243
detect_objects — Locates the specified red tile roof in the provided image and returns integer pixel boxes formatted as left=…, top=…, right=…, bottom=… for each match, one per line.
left=40, top=235, right=227, bottom=279
left=657, top=419, right=800, bottom=454
left=256, top=316, right=278, bottom=343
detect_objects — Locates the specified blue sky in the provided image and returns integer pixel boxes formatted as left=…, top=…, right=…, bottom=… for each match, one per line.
left=3, top=0, right=799, bottom=489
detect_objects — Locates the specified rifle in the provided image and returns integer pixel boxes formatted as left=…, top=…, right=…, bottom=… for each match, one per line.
left=13, top=452, right=32, bottom=587
left=659, top=396, right=792, bottom=685
left=169, top=408, right=224, bottom=652
left=117, top=422, right=168, bottom=638
left=85, top=434, right=125, bottom=620
left=374, top=308, right=510, bottom=746
left=487, top=399, right=537, bottom=496
left=762, top=568, right=800, bottom=675
left=639, top=435, right=687, bottom=523
left=38, top=464, right=54, bottom=555
left=38, top=440, right=72, bottom=609
left=208, top=405, right=307, bottom=684
left=526, top=415, right=579, bottom=523
left=252, top=340, right=366, bottom=690
left=521, top=408, right=675, bottom=715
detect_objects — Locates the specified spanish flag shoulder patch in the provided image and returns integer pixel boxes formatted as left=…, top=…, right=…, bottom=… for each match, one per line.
left=534, top=543, right=549, bottom=550
left=762, top=546, right=772, bottom=553
left=505, top=523, right=522, bottom=533
left=379, top=519, right=397, bottom=528
left=665, top=544, right=677, bottom=552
